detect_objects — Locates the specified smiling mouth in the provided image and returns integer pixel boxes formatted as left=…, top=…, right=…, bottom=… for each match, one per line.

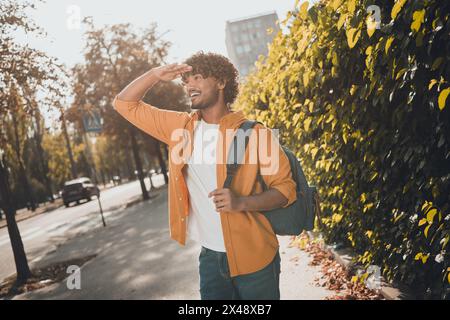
left=189, top=91, right=201, bottom=101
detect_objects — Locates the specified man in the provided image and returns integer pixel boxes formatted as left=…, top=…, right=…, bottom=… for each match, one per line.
left=113, top=51, right=296, bottom=300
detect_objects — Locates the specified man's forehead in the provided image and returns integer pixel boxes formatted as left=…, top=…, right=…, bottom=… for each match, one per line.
left=181, top=72, right=211, bottom=83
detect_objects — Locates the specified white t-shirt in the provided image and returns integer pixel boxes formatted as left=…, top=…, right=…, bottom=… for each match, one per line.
left=185, top=119, right=226, bottom=252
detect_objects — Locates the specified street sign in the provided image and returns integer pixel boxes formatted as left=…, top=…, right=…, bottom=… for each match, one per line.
left=83, top=111, right=102, bottom=133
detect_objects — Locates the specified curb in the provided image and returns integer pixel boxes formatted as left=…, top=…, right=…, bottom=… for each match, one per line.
left=321, top=243, right=415, bottom=300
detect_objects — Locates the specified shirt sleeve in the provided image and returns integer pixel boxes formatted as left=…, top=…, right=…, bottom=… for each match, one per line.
left=256, top=124, right=297, bottom=208
left=113, top=96, right=189, bottom=146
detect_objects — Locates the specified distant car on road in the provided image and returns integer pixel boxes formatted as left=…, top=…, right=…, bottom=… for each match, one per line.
left=61, top=177, right=100, bottom=207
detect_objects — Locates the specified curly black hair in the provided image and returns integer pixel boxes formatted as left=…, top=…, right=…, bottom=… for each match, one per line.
left=181, top=51, right=239, bottom=105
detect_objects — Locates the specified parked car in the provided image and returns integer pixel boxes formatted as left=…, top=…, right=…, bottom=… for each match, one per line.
left=61, top=177, right=100, bottom=207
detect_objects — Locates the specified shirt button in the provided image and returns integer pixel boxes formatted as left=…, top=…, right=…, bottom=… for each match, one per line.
left=179, top=197, right=182, bottom=201
left=181, top=218, right=185, bottom=222
left=175, top=176, right=178, bottom=181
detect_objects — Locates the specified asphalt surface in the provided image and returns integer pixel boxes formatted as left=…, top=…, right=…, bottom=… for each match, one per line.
left=0, top=175, right=164, bottom=282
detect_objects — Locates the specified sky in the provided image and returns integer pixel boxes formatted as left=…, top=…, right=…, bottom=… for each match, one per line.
left=21, top=0, right=301, bottom=68
left=16, top=0, right=307, bottom=125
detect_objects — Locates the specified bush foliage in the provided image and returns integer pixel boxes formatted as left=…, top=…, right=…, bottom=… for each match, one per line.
left=237, top=0, right=449, bottom=299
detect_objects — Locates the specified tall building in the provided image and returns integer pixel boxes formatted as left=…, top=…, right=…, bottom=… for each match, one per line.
left=225, top=11, right=280, bottom=78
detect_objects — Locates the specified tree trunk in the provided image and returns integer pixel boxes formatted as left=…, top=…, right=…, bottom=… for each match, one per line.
left=61, top=112, right=78, bottom=179
left=124, top=146, right=134, bottom=181
left=0, top=157, right=31, bottom=283
left=143, top=135, right=169, bottom=186
left=129, top=129, right=149, bottom=200
left=11, top=112, right=36, bottom=211
left=34, top=112, right=54, bottom=202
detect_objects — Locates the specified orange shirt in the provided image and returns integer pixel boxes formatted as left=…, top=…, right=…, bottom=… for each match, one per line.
left=113, top=97, right=296, bottom=276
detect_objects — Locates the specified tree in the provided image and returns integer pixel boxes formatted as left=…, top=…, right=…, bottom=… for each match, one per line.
left=0, top=155, right=31, bottom=282
left=0, top=0, right=69, bottom=283
left=70, top=20, right=189, bottom=200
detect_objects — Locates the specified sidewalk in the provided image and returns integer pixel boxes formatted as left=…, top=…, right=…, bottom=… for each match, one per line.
left=13, top=189, right=333, bottom=300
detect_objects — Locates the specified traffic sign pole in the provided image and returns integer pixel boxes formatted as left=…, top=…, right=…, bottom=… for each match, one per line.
left=97, top=194, right=106, bottom=227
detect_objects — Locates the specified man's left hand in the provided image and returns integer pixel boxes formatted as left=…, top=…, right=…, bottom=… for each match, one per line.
left=208, top=188, right=245, bottom=212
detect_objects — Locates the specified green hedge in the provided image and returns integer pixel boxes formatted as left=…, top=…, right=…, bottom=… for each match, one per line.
left=237, top=0, right=449, bottom=299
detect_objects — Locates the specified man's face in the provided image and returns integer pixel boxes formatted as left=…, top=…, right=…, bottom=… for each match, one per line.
left=182, top=73, right=222, bottom=110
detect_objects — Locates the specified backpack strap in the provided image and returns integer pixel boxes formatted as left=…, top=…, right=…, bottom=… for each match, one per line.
left=223, top=120, right=259, bottom=189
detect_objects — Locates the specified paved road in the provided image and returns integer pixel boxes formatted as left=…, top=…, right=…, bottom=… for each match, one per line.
left=0, top=175, right=165, bottom=282
left=13, top=186, right=333, bottom=300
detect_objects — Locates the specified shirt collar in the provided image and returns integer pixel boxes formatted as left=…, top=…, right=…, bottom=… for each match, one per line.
left=190, top=109, right=246, bottom=129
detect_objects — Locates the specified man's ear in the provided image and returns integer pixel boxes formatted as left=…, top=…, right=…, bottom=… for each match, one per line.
left=217, top=79, right=226, bottom=90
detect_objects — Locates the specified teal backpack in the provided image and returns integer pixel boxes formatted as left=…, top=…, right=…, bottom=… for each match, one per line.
left=223, top=120, right=322, bottom=235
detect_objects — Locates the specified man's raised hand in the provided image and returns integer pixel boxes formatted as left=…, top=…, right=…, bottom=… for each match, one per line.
left=153, top=63, right=192, bottom=82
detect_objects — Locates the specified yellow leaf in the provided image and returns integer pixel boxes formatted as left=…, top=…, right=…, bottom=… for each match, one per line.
left=422, top=201, right=431, bottom=211
left=331, top=119, right=337, bottom=131
left=366, top=231, right=373, bottom=239
left=418, top=218, right=427, bottom=226
left=448, top=272, right=450, bottom=284
left=421, top=254, right=429, bottom=264
left=396, top=68, right=408, bottom=80
left=346, top=28, right=361, bottom=49
left=438, top=88, right=450, bottom=110
left=360, top=193, right=366, bottom=203
left=343, top=133, right=348, bottom=144
left=331, top=0, right=342, bottom=10
left=337, top=14, right=347, bottom=30
left=426, top=208, right=437, bottom=223
left=326, top=114, right=334, bottom=123
left=332, top=213, right=343, bottom=223
left=332, top=52, right=339, bottom=66
left=424, top=224, right=431, bottom=238
left=428, top=79, right=438, bottom=90
left=385, top=36, right=394, bottom=54
left=310, top=147, right=318, bottom=159
left=303, top=72, right=309, bottom=87
left=366, top=16, right=377, bottom=38
left=442, top=235, right=449, bottom=250
left=411, top=9, right=425, bottom=33
left=299, top=1, right=309, bottom=19
left=391, top=0, right=407, bottom=20
left=304, top=118, right=312, bottom=131
left=414, top=253, right=422, bottom=260
left=348, top=0, right=356, bottom=14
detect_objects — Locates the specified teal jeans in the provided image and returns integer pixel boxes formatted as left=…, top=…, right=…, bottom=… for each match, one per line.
left=198, top=246, right=281, bottom=300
